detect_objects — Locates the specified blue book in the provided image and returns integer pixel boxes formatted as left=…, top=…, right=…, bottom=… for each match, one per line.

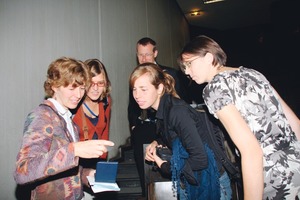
left=94, top=161, right=118, bottom=183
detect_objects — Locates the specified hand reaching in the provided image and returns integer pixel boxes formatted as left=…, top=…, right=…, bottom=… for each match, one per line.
left=73, top=139, right=114, bottom=158
left=153, top=146, right=168, bottom=168
left=145, top=140, right=158, bottom=162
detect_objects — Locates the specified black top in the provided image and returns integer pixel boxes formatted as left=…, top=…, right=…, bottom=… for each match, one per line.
left=155, top=93, right=208, bottom=176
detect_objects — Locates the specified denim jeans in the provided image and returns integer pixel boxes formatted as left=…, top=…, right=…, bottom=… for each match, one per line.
left=220, top=171, right=232, bottom=200
left=179, top=185, right=188, bottom=200
left=178, top=171, right=232, bottom=200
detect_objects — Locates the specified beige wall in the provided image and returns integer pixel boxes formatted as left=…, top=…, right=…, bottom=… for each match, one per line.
left=0, top=0, right=189, bottom=199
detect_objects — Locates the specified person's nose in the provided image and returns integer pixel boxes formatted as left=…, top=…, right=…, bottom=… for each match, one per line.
left=185, top=67, right=191, bottom=76
left=91, top=84, right=98, bottom=91
left=141, top=56, right=147, bottom=63
left=75, top=88, right=84, bottom=99
left=133, top=90, right=139, bottom=100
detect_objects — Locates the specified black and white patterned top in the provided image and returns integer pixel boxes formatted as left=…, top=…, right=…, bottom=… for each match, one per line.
left=203, top=66, right=300, bottom=199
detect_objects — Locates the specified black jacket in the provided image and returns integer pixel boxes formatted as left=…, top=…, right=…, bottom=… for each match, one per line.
left=155, top=93, right=208, bottom=177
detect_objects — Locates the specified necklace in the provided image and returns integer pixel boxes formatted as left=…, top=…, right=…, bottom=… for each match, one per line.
left=83, top=102, right=98, bottom=118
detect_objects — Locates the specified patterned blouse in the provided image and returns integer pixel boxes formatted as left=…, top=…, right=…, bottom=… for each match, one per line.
left=14, top=100, right=89, bottom=200
left=203, top=66, right=300, bottom=199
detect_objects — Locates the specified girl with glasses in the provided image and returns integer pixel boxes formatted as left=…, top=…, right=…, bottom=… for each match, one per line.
left=73, top=59, right=112, bottom=163
left=178, top=35, right=300, bottom=200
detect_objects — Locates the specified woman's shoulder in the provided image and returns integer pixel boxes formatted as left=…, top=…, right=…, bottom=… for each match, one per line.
left=211, top=66, right=256, bottom=83
left=167, top=95, right=189, bottom=108
left=31, top=100, right=56, bottom=114
left=226, top=66, right=264, bottom=77
left=25, top=100, right=60, bottom=128
left=169, top=97, right=193, bottom=114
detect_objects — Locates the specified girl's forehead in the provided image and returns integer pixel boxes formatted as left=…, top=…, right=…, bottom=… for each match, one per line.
left=92, top=73, right=104, bottom=79
left=135, top=74, right=152, bottom=84
left=140, top=73, right=151, bottom=80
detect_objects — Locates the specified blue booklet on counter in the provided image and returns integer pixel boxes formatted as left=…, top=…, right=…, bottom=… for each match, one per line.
left=87, top=161, right=120, bottom=193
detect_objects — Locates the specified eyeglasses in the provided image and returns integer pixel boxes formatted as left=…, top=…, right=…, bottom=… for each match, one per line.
left=184, top=57, right=201, bottom=68
left=182, top=56, right=201, bottom=71
left=137, top=53, right=154, bottom=58
left=90, top=81, right=105, bottom=87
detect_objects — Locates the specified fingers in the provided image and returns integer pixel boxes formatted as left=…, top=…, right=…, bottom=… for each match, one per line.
left=73, top=140, right=114, bottom=159
left=152, top=147, right=157, bottom=156
left=145, top=144, right=155, bottom=162
left=89, top=139, right=114, bottom=147
left=148, top=145, right=155, bottom=157
left=97, top=139, right=115, bottom=147
left=87, top=140, right=114, bottom=152
left=88, top=169, right=96, bottom=177
left=145, top=153, right=154, bottom=161
left=94, top=140, right=114, bottom=155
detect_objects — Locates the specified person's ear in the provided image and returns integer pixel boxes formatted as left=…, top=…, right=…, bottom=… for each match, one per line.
left=204, top=52, right=214, bottom=65
left=51, top=86, right=58, bottom=93
left=154, top=50, right=158, bottom=58
left=157, top=83, right=164, bottom=95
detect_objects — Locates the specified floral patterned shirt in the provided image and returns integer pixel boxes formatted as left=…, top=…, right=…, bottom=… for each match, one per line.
left=203, top=66, right=300, bottom=199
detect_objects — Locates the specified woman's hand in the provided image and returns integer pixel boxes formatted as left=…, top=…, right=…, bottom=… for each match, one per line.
left=81, top=168, right=96, bottom=186
left=152, top=147, right=167, bottom=168
left=73, top=139, right=114, bottom=158
left=145, top=140, right=158, bottom=162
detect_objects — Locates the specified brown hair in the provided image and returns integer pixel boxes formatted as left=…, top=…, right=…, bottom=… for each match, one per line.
left=129, top=62, right=179, bottom=98
left=84, top=59, right=111, bottom=100
left=44, top=57, right=90, bottom=98
left=178, top=35, right=227, bottom=71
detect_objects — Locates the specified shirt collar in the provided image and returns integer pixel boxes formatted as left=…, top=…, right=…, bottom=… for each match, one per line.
left=48, top=98, right=71, bottom=118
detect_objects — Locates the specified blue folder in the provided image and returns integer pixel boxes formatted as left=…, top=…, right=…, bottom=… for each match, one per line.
left=95, top=161, right=118, bottom=183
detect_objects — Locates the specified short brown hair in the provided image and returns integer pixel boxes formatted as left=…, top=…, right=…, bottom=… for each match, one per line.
left=44, top=57, right=90, bottom=98
left=178, top=35, right=227, bottom=71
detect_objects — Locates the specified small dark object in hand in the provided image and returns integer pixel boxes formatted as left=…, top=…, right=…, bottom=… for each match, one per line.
left=156, top=146, right=172, bottom=161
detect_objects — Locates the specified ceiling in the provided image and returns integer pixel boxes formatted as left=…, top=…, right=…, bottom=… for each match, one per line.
left=176, top=0, right=278, bottom=30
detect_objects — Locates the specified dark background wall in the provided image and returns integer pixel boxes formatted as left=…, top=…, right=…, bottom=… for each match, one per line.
left=187, top=0, right=300, bottom=117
